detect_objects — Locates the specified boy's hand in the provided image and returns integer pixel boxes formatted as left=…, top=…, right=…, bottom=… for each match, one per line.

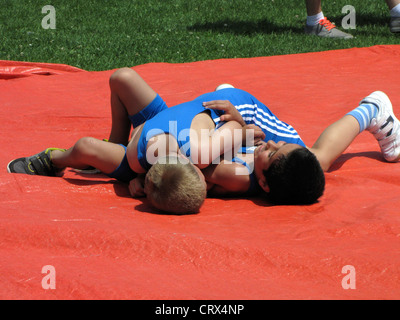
left=243, top=124, right=266, bottom=145
left=203, top=100, right=246, bottom=126
left=129, top=176, right=146, bottom=197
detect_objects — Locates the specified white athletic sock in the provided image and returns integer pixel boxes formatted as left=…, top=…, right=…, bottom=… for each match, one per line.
left=306, top=11, right=325, bottom=26
left=347, top=103, right=378, bottom=133
left=390, top=4, right=400, bottom=18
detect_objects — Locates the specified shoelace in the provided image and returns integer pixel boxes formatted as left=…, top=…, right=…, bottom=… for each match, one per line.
left=319, top=17, right=336, bottom=31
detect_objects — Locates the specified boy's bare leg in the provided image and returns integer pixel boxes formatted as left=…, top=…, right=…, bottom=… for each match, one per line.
left=51, top=138, right=126, bottom=174
left=309, top=115, right=360, bottom=172
left=8, top=69, right=157, bottom=177
left=108, top=68, right=158, bottom=145
left=310, top=91, right=400, bottom=171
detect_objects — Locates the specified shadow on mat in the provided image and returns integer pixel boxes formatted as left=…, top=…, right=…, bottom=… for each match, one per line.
left=62, top=172, right=323, bottom=214
left=187, top=18, right=303, bottom=35
left=62, top=176, right=132, bottom=198
left=63, top=176, right=196, bottom=215
left=207, top=193, right=274, bottom=208
left=208, top=194, right=325, bottom=208
left=133, top=202, right=191, bottom=215
left=327, top=151, right=384, bottom=172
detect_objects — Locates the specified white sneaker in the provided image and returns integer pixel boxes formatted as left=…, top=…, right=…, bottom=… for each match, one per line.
left=361, top=91, right=400, bottom=162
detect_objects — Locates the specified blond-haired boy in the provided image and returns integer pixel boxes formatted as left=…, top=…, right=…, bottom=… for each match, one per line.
left=7, top=68, right=248, bottom=214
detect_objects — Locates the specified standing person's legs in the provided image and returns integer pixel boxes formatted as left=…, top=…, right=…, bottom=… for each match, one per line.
left=304, top=0, right=353, bottom=38
left=386, top=0, right=400, bottom=32
left=108, top=68, right=158, bottom=145
left=305, top=0, right=323, bottom=21
left=386, top=0, right=400, bottom=10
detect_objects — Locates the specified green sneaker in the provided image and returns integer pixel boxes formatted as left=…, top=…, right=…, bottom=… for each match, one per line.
left=7, top=148, right=66, bottom=177
left=390, top=17, right=400, bottom=33
left=305, top=17, right=353, bottom=39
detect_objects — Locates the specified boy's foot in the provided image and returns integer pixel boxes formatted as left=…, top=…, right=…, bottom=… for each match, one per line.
left=361, top=91, right=400, bottom=162
left=390, top=17, right=400, bottom=33
left=7, top=148, right=66, bottom=176
left=305, top=17, right=354, bottom=39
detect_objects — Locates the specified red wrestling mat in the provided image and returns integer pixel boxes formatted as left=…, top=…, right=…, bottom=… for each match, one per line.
left=1, top=45, right=400, bottom=300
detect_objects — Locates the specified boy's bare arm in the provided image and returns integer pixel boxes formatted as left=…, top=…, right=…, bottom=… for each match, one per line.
left=202, top=160, right=250, bottom=195
left=192, top=119, right=243, bottom=169
left=192, top=100, right=264, bottom=169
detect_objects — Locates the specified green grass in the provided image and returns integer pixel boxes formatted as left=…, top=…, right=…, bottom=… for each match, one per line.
left=1, top=0, right=399, bottom=71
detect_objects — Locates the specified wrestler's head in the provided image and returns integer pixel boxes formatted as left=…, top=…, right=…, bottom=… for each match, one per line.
left=144, top=155, right=207, bottom=214
left=254, top=141, right=325, bottom=205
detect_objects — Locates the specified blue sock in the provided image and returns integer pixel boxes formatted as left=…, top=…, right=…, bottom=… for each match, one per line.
left=347, top=103, right=378, bottom=133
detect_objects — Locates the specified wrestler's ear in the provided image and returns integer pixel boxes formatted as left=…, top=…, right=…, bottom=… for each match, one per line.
left=258, top=175, right=270, bottom=193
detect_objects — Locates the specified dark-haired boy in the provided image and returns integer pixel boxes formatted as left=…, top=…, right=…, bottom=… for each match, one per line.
left=203, top=90, right=400, bottom=204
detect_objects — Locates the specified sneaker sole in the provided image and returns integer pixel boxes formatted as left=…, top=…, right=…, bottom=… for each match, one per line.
left=6, top=160, right=13, bottom=174
left=7, top=158, right=36, bottom=175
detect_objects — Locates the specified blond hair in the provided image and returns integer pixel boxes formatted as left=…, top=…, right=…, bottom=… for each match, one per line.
left=145, top=156, right=206, bottom=214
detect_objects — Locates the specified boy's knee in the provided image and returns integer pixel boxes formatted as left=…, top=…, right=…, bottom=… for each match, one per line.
left=109, top=67, right=138, bottom=89
left=73, top=137, right=98, bottom=158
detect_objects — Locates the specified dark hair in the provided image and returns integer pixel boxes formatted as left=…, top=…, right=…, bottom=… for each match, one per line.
left=264, top=147, right=325, bottom=205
